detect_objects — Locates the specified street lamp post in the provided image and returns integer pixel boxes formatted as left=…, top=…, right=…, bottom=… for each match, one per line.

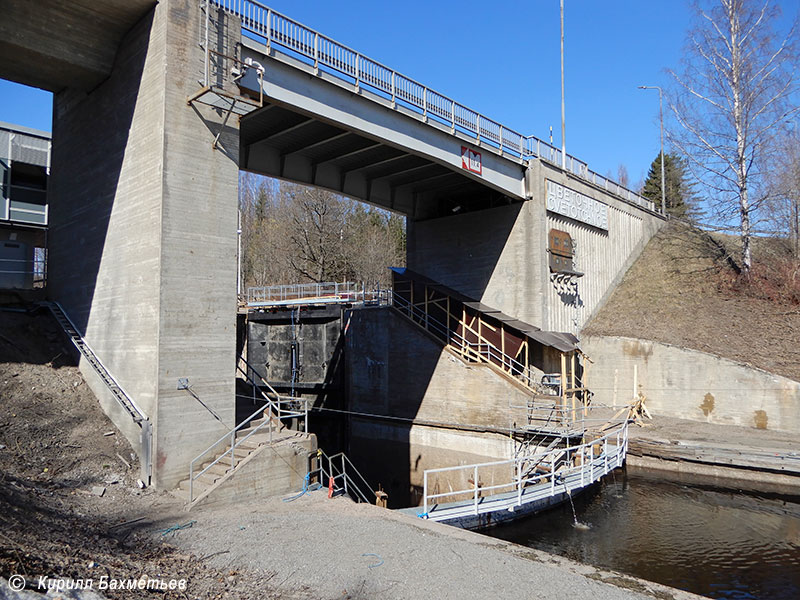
left=561, top=0, right=566, bottom=170
left=639, top=85, right=666, bottom=215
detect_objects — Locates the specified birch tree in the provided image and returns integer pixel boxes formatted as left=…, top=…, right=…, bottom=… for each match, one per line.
left=668, top=0, right=799, bottom=274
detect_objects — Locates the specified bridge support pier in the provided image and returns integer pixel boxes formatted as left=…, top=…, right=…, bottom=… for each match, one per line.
left=47, top=0, right=241, bottom=488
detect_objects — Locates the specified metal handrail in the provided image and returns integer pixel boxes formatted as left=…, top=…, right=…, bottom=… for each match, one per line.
left=246, top=281, right=391, bottom=307
left=237, top=358, right=310, bottom=432
left=422, top=419, right=629, bottom=519
left=211, top=0, right=656, bottom=212
left=310, top=449, right=376, bottom=504
left=391, top=292, right=548, bottom=394
left=247, top=281, right=361, bottom=304
left=188, top=363, right=309, bottom=503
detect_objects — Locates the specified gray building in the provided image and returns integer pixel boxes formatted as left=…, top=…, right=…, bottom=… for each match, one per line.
left=0, top=121, right=50, bottom=290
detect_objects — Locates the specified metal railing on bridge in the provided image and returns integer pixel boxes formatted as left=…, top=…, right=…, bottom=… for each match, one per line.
left=210, top=0, right=656, bottom=213
left=246, top=281, right=389, bottom=308
left=420, top=418, right=629, bottom=523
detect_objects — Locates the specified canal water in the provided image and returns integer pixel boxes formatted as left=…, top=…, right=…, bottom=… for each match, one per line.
left=486, top=468, right=800, bottom=600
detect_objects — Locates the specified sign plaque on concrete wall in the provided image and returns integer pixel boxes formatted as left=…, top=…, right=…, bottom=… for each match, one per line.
left=461, top=146, right=482, bottom=175
left=546, top=180, right=608, bottom=231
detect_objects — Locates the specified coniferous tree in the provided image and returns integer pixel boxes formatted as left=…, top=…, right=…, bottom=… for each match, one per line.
left=641, top=153, right=696, bottom=218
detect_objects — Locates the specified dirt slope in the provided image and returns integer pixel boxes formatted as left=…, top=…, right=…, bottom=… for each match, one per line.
left=583, top=221, right=800, bottom=382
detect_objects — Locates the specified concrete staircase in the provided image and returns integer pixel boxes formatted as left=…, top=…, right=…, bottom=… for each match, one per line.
left=178, top=413, right=315, bottom=508
left=179, top=358, right=315, bottom=509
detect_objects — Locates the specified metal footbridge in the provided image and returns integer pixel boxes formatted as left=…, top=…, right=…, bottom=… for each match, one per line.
left=407, top=419, right=628, bottom=529
left=246, top=281, right=389, bottom=309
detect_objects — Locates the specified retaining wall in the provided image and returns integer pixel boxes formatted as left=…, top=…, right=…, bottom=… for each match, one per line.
left=582, top=335, right=800, bottom=433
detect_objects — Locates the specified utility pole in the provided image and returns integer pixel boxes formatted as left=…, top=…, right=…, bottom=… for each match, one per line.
left=561, top=0, right=566, bottom=170
left=639, top=85, right=666, bottom=215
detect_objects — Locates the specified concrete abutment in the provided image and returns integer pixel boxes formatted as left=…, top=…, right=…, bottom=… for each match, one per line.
left=48, top=1, right=241, bottom=488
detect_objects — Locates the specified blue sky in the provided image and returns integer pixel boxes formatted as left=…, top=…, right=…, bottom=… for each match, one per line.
left=0, top=0, right=796, bottom=188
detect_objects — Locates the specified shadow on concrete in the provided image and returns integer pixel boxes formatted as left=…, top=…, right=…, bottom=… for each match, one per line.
left=344, top=306, right=442, bottom=508
left=407, top=202, right=524, bottom=302
left=46, top=8, right=155, bottom=336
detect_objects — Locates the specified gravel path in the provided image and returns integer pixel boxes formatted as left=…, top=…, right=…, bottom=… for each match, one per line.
left=171, top=489, right=704, bottom=600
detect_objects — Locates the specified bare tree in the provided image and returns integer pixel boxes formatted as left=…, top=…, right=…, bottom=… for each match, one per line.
left=766, top=128, right=800, bottom=257
left=239, top=175, right=406, bottom=289
left=284, top=184, right=353, bottom=282
left=616, top=164, right=630, bottom=189
left=668, top=0, right=799, bottom=273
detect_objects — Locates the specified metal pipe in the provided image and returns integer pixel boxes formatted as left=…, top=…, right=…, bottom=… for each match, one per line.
left=639, top=85, right=666, bottom=215
left=473, top=465, right=479, bottom=514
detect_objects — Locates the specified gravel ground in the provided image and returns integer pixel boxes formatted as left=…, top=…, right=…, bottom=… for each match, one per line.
left=173, top=489, right=704, bottom=600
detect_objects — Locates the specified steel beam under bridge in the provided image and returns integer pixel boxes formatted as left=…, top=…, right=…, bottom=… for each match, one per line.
left=237, top=40, right=528, bottom=220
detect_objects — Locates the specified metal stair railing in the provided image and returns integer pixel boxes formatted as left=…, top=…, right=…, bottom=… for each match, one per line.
left=187, top=394, right=307, bottom=503
left=309, top=449, right=377, bottom=505
left=391, top=292, right=591, bottom=432
left=209, top=0, right=656, bottom=213
left=188, top=363, right=308, bottom=503
left=236, top=358, right=308, bottom=433
left=43, top=301, right=152, bottom=484
left=237, top=358, right=309, bottom=433
left=390, top=291, right=545, bottom=395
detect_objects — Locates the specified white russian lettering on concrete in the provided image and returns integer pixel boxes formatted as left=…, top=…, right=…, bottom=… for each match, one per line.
left=546, top=180, right=608, bottom=231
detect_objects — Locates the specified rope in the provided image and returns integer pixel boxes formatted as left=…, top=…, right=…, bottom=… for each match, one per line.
left=362, top=553, right=384, bottom=568
left=283, top=472, right=322, bottom=502
left=160, top=520, right=196, bottom=536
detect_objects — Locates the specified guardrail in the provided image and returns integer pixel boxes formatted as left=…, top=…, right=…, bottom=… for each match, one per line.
left=246, top=281, right=390, bottom=307
left=248, top=281, right=359, bottom=304
left=211, top=0, right=656, bottom=213
left=391, top=289, right=562, bottom=397
left=421, top=418, right=629, bottom=521
left=309, top=449, right=376, bottom=505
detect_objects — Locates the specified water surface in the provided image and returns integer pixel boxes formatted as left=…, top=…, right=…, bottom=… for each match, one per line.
left=487, top=469, right=800, bottom=600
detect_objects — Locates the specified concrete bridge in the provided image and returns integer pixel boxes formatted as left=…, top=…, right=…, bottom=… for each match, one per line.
left=1, top=0, right=664, bottom=488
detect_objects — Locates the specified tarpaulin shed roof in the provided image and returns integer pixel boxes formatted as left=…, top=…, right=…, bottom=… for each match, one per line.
left=390, top=268, right=579, bottom=353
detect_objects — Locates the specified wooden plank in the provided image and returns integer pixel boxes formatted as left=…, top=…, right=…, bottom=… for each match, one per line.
left=570, top=352, right=576, bottom=424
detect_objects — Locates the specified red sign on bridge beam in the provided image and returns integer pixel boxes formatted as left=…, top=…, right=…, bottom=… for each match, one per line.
left=461, top=146, right=482, bottom=175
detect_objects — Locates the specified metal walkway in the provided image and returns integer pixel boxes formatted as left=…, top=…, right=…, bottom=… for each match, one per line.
left=413, top=419, right=628, bottom=528
left=246, top=281, right=389, bottom=309
left=43, top=301, right=152, bottom=484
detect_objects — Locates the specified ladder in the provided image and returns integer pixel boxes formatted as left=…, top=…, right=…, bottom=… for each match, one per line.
left=43, top=301, right=152, bottom=483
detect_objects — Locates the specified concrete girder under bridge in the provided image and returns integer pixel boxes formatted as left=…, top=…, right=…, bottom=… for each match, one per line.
left=0, top=0, right=157, bottom=92
left=237, top=40, right=528, bottom=221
